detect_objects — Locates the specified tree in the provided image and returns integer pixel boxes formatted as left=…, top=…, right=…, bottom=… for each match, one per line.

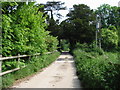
left=40, top=1, right=67, bottom=49
left=101, top=27, right=118, bottom=50
left=42, top=1, right=66, bottom=19
left=46, top=18, right=61, bottom=37
left=60, top=4, right=96, bottom=48
left=1, top=2, right=18, bottom=14
left=2, top=2, right=58, bottom=56
left=96, top=4, right=120, bottom=50
left=96, top=4, right=119, bottom=28
left=67, top=4, right=95, bottom=21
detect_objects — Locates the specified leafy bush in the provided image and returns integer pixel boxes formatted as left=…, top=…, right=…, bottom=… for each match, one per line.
left=91, top=47, right=104, bottom=55
left=101, top=27, right=118, bottom=50
left=2, top=2, right=59, bottom=80
left=60, top=39, right=70, bottom=51
left=73, top=48, right=120, bottom=89
left=45, top=35, right=58, bottom=52
left=75, top=43, right=104, bottom=55
left=2, top=3, right=60, bottom=88
left=2, top=2, right=59, bottom=57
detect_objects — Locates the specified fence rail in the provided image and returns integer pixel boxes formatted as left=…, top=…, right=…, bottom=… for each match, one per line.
left=0, top=66, right=26, bottom=76
left=0, top=51, right=57, bottom=76
left=0, top=52, right=54, bottom=61
left=108, top=61, right=120, bottom=66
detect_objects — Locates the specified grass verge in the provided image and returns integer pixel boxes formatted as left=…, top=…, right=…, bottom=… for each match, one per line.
left=2, top=51, right=60, bottom=88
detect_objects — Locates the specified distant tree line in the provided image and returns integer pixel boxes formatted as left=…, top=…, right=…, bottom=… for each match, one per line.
left=42, top=1, right=120, bottom=51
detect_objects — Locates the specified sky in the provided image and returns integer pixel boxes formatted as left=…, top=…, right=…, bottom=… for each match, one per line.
left=36, top=0, right=120, bottom=21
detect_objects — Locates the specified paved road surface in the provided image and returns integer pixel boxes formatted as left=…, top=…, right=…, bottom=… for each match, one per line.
left=12, top=52, right=81, bottom=88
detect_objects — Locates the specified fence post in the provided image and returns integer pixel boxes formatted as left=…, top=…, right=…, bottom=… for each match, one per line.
left=35, top=54, right=37, bottom=58
left=28, top=55, right=31, bottom=62
left=18, top=54, right=20, bottom=68
left=0, top=55, right=2, bottom=89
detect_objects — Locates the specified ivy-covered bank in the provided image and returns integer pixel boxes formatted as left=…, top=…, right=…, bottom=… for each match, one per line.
left=1, top=2, right=60, bottom=88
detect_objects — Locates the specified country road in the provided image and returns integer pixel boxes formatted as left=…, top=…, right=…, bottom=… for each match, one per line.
left=12, top=52, right=82, bottom=88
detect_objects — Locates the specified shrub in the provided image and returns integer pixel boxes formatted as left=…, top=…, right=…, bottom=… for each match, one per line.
left=75, top=43, right=104, bottom=55
left=73, top=48, right=120, bottom=89
left=101, top=27, right=118, bottom=50
left=60, top=39, right=70, bottom=51
left=45, top=35, right=58, bottom=52
left=2, top=4, right=47, bottom=56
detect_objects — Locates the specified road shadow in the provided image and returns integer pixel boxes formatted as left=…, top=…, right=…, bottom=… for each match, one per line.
left=56, top=58, right=65, bottom=61
left=57, top=51, right=74, bottom=61
left=61, top=51, right=70, bottom=55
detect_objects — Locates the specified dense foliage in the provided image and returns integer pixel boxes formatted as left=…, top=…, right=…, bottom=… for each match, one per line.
left=45, top=35, right=58, bottom=52
left=60, top=4, right=96, bottom=46
left=95, top=4, right=120, bottom=28
left=2, top=2, right=58, bottom=57
left=70, top=4, right=120, bottom=89
left=73, top=45, right=120, bottom=89
left=101, top=26, right=118, bottom=50
left=2, top=2, right=60, bottom=88
left=60, top=39, right=70, bottom=51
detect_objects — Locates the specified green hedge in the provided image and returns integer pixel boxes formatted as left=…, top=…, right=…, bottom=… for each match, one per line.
left=73, top=48, right=120, bottom=89
left=2, top=51, right=60, bottom=88
left=1, top=3, right=60, bottom=88
left=2, top=2, right=59, bottom=56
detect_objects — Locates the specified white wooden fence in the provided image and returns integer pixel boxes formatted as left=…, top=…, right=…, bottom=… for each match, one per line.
left=0, top=51, right=56, bottom=76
